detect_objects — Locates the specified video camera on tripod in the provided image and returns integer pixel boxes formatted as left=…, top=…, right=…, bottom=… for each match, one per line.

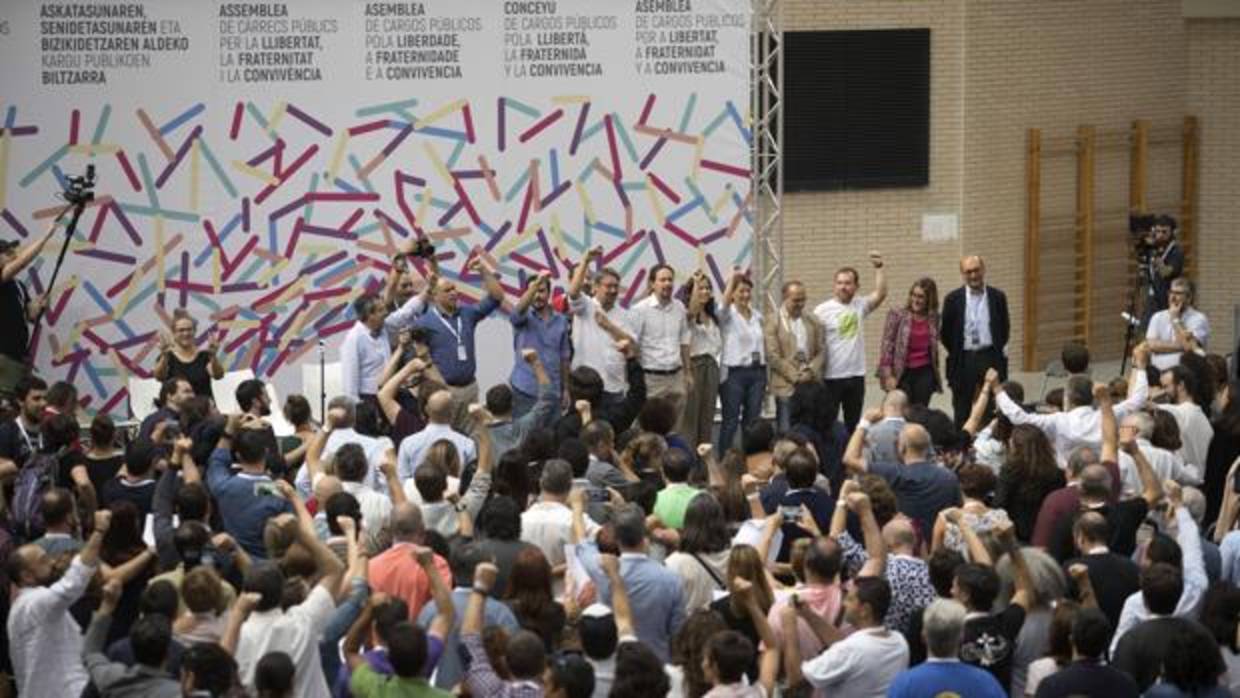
left=1128, top=213, right=1157, bottom=270
left=62, top=164, right=96, bottom=207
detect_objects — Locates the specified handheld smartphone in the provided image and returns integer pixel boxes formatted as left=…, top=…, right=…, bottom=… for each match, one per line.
left=162, top=421, right=181, bottom=441
left=780, top=504, right=801, bottom=524
left=587, top=488, right=610, bottom=503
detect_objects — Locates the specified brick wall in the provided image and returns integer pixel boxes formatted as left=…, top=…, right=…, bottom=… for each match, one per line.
left=1188, top=18, right=1240, bottom=363
left=780, top=0, right=966, bottom=380
left=779, top=0, right=1198, bottom=378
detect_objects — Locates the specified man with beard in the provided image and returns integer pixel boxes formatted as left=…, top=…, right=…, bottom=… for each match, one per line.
left=509, top=269, right=569, bottom=420
left=568, top=246, right=635, bottom=412
left=7, top=509, right=111, bottom=698
left=632, top=264, right=692, bottom=418
left=813, top=252, right=888, bottom=433
left=0, top=374, right=46, bottom=466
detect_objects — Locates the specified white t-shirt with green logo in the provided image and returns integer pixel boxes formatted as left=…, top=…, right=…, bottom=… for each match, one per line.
left=814, top=296, right=872, bottom=379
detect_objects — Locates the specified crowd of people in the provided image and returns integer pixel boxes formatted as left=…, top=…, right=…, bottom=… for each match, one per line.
left=1, top=221, right=1239, bottom=698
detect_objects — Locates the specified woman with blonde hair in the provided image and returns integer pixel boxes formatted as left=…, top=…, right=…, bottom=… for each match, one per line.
left=153, top=308, right=224, bottom=398
left=877, top=277, right=942, bottom=407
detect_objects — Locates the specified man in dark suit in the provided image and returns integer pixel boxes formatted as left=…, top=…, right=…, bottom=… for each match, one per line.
left=940, top=256, right=1010, bottom=428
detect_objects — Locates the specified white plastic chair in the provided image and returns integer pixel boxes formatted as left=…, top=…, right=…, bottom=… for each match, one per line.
left=210, top=369, right=256, bottom=416
left=126, top=376, right=163, bottom=422
left=263, top=382, right=295, bottom=437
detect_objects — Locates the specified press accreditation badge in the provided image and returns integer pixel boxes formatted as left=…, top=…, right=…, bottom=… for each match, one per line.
left=458, top=343, right=468, bottom=361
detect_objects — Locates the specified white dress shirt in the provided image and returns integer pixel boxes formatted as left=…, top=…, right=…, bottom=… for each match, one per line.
left=396, top=422, right=477, bottom=481
left=521, top=500, right=599, bottom=566
left=633, top=295, right=691, bottom=371
left=995, top=371, right=1149, bottom=466
left=688, top=316, right=722, bottom=360
left=339, top=321, right=391, bottom=399
left=7, top=555, right=96, bottom=698
left=569, top=294, right=632, bottom=394
left=963, top=286, right=993, bottom=350
left=294, top=427, right=394, bottom=497
left=1118, top=439, right=1200, bottom=496
left=1157, top=401, right=1214, bottom=470
left=719, top=304, right=766, bottom=367
left=1147, top=307, right=1210, bottom=371
left=1109, top=507, right=1207, bottom=653
left=236, top=585, right=336, bottom=698
left=383, top=294, right=427, bottom=336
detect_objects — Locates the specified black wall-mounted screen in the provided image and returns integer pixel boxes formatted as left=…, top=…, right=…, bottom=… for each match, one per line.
left=783, top=29, right=930, bottom=192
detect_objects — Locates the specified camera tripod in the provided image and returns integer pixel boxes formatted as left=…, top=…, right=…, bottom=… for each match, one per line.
left=1119, top=256, right=1151, bottom=376
left=25, top=198, right=87, bottom=355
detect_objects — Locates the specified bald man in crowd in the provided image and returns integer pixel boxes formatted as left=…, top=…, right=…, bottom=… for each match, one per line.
left=395, top=389, right=477, bottom=481
left=940, top=256, right=1010, bottom=428
left=844, top=412, right=963, bottom=540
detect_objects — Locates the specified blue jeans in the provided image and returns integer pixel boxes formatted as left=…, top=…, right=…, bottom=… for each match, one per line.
left=718, top=366, right=768, bottom=452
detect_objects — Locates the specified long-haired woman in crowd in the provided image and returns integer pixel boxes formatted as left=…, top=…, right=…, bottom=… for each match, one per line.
left=996, top=425, right=1066, bottom=541
left=676, top=270, right=722, bottom=449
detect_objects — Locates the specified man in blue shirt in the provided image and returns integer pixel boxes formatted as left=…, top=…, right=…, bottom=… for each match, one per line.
left=888, top=599, right=1006, bottom=698
left=205, top=417, right=293, bottom=558
left=508, top=270, right=569, bottom=419
left=843, top=413, right=962, bottom=539
left=413, top=258, right=504, bottom=431
left=574, top=495, right=686, bottom=662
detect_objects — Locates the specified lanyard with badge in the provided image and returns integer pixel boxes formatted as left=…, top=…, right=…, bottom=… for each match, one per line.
left=432, top=307, right=468, bottom=361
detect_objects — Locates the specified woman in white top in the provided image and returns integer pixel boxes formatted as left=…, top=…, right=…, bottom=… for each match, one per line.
left=717, top=268, right=766, bottom=453
left=665, top=492, right=732, bottom=613
left=676, top=270, right=723, bottom=448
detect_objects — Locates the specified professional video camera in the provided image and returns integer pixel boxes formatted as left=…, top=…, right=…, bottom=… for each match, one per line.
left=1128, top=213, right=1158, bottom=266
left=62, top=164, right=96, bottom=206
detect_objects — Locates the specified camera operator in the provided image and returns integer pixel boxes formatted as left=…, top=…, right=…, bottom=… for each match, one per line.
left=0, top=222, right=57, bottom=394
left=1144, top=214, right=1184, bottom=325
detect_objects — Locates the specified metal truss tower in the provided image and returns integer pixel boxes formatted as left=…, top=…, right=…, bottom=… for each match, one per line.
left=750, top=0, right=784, bottom=311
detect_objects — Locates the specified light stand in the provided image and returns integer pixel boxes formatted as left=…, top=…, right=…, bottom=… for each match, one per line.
left=317, top=338, right=326, bottom=423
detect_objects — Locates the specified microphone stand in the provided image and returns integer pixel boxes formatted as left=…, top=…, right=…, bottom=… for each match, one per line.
left=27, top=200, right=85, bottom=356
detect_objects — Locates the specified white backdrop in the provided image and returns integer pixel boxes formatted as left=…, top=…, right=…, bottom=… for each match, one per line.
left=0, top=0, right=753, bottom=413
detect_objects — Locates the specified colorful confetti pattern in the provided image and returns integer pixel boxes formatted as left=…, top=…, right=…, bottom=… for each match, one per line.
left=0, top=94, right=753, bottom=416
